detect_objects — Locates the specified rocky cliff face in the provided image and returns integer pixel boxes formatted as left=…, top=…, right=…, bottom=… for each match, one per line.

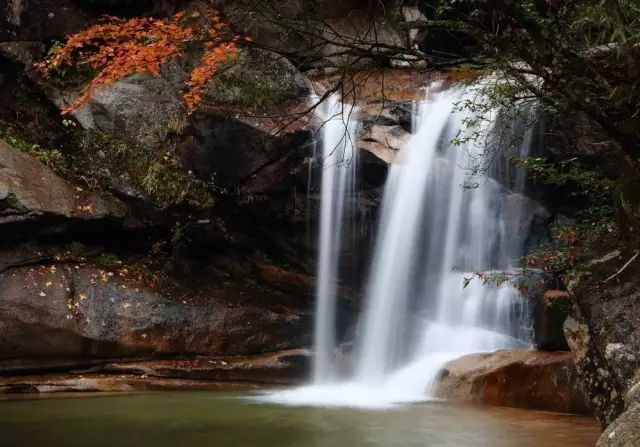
left=563, top=252, right=640, bottom=435
left=0, top=133, right=318, bottom=386
left=0, top=0, right=391, bottom=390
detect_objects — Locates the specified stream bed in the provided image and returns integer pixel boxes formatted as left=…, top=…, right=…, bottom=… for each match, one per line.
left=0, top=391, right=600, bottom=446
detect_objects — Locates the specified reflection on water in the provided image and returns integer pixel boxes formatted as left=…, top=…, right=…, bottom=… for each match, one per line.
left=0, top=391, right=599, bottom=447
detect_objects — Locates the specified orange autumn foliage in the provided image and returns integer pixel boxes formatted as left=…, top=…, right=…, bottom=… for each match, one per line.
left=36, top=11, right=240, bottom=113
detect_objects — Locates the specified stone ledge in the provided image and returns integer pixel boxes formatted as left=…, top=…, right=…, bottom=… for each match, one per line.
left=0, top=349, right=309, bottom=395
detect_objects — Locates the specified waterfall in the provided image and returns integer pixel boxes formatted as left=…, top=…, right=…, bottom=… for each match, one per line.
left=261, top=82, right=536, bottom=408
left=312, top=96, right=359, bottom=384
left=354, top=84, right=534, bottom=394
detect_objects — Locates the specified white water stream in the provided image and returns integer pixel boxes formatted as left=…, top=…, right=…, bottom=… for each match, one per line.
left=262, top=83, right=535, bottom=409
left=312, top=96, right=359, bottom=384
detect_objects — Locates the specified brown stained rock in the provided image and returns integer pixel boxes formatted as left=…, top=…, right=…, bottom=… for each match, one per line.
left=355, top=103, right=399, bottom=125
left=310, top=68, right=482, bottom=104
left=435, top=349, right=592, bottom=415
left=311, top=69, right=432, bottom=103
left=0, top=141, right=133, bottom=238
left=0, top=263, right=310, bottom=365
left=0, top=141, right=78, bottom=219
left=205, top=255, right=315, bottom=305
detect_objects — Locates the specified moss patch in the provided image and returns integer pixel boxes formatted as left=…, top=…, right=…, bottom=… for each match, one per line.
left=142, top=155, right=215, bottom=209
left=0, top=121, right=67, bottom=173
left=206, top=49, right=302, bottom=110
left=70, top=130, right=215, bottom=210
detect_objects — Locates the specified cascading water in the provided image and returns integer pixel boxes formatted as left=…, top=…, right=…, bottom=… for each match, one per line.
left=262, top=81, right=536, bottom=408
left=354, top=83, right=534, bottom=396
left=312, top=96, right=359, bottom=384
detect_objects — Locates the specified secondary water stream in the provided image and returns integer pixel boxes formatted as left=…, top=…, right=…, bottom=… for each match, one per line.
left=313, top=96, right=358, bottom=384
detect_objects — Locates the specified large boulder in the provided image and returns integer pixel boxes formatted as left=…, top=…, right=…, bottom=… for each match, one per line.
left=545, top=113, right=623, bottom=179
left=0, top=262, right=311, bottom=368
left=435, top=349, right=592, bottom=414
left=58, top=48, right=312, bottom=146
left=59, top=67, right=187, bottom=153
left=41, top=48, right=315, bottom=193
left=0, top=140, right=133, bottom=239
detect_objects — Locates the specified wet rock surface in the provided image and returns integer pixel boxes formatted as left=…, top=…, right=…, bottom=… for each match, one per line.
left=435, top=349, right=592, bottom=415
left=0, top=349, right=309, bottom=394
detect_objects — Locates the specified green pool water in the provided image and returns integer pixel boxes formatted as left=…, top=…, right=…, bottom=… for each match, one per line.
left=0, top=391, right=600, bottom=447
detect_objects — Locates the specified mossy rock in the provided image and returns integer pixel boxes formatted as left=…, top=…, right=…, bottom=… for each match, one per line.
left=206, top=48, right=311, bottom=110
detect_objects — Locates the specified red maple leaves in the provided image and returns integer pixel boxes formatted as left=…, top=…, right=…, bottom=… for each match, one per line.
left=36, top=10, right=240, bottom=114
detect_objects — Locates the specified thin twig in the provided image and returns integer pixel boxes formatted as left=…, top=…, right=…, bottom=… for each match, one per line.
left=603, top=250, right=640, bottom=283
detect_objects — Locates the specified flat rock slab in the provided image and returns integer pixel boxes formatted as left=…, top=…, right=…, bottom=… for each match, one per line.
left=0, top=349, right=308, bottom=394
left=0, top=373, right=264, bottom=394
left=435, top=349, right=592, bottom=415
left=79, top=348, right=308, bottom=384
